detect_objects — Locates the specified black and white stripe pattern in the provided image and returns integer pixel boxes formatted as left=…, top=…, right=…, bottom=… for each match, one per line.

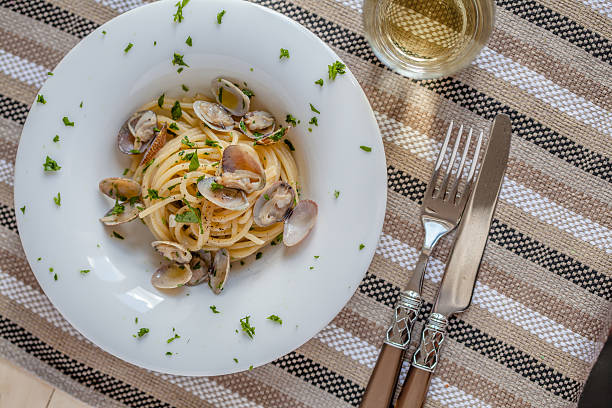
left=0, top=93, right=29, bottom=125
left=0, top=0, right=97, bottom=39
left=496, top=0, right=611, bottom=64
left=273, top=352, right=364, bottom=406
left=0, top=202, right=17, bottom=232
left=0, top=314, right=172, bottom=408
left=387, top=165, right=612, bottom=301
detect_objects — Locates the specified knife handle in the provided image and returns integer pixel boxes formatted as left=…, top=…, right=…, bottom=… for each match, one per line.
left=395, top=313, right=449, bottom=408
left=360, top=291, right=422, bottom=408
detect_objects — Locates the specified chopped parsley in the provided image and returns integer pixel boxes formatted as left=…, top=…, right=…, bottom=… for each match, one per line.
left=233, top=358, right=238, bottom=363
left=47, top=72, right=53, bottom=76
left=174, top=209, right=199, bottom=223
left=210, top=181, right=224, bottom=191
left=49, top=267, right=53, bottom=273
left=309, top=117, right=318, bottom=126
left=285, top=114, right=297, bottom=127
left=62, top=116, right=74, bottom=126
left=284, top=139, right=295, bottom=151
left=359, top=243, right=365, bottom=250
left=124, top=42, right=133, bottom=53
left=110, top=200, right=125, bottom=215
left=166, top=333, right=181, bottom=343
left=177, top=67, right=184, bottom=74
left=173, top=0, right=190, bottom=23
left=314, top=78, right=324, bottom=86
left=210, top=305, right=220, bottom=314
left=157, top=93, right=165, bottom=108
left=279, top=48, right=290, bottom=59
left=242, top=88, right=254, bottom=98
left=263, top=194, right=270, bottom=200
left=53, top=192, right=61, bottom=206
left=310, top=104, right=320, bottom=114
left=188, top=150, right=199, bottom=171
left=20, top=206, right=25, bottom=214
left=267, top=315, right=282, bottom=325
left=79, top=101, right=83, bottom=108
left=37, top=257, right=42, bottom=261
left=143, top=159, right=155, bottom=172
left=169, top=122, right=180, bottom=131
left=205, top=139, right=220, bottom=148
left=36, top=94, right=46, bottom=104
left=181, top=135, right=195, bottom=147
left=153, top=41, right=157, bottom=46
left=135, top=317, right=138, bottom=324
left=53, top=135, right=59, bottom=143
left=182, top=84, right=189, bottom=92
left=54, top=273, right=58, bottom=281
left=240, top=315, right=255, bottom=339
left=172, top=52, right=189, bottom=67
left=256, top=252, right=262, bottom=260
left=133, top=327, right=149, bottom=338
left=185, top=36, right=192, bottom=46
left=112, top=231, right=125, bottom=240
left=309, top=266, right=314, bottom=270
left=360, top=145, right=372, bottom=152
left=308, top=128, right=312, bottom=132
left=171, top=100, right=182, bottom=120
left=166, top=351, right=173, bottom=356
left=328, top=60, right=347, bottom=80
left=217, top=9, right=226, bottom=24
left=80, top=269, right=90, bottom=275
left=123, top=168, right=129, bottom=176
left=146, top=188, right=165, bottom=200
left=102, top=30, right=107, bottom=35
left=249, top=365, right=253, bottom=370
left=167, top=183, right=179, bottom=191
left=269, top=127, right=286, bottom=142
left=334, top=190, right=340, bottom=198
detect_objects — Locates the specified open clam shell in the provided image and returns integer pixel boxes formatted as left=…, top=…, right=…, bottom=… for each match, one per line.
left=151, top=241, right=192, bottom=264
left=197, top=177, right=249, bottom=211
left=219, top=144, right=265, bottom=193
left=209, top=249, right=230, bottom=294
left=118, top=110, right=157, bottom=154
left=100, top=201, right=142, bottom=226
left=283, top=200, right=318, bottom=247
left=187, top=251, right=212, bottom=286
left=193, top=100, right=235, bottom=132
left=99, top=177, right=141, bottom=200
left=253, top=181, right=295, bottom=227
left=238, top=111, right=276, bottom=139
left=211, top=77, right=250, bottom=116
left=151, top=263, right=192, bottom=289
left=140, top=123, right=168, bottom=167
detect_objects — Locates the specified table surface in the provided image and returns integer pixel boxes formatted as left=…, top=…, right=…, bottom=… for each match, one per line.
left=0, top=1, right=610, bottom=408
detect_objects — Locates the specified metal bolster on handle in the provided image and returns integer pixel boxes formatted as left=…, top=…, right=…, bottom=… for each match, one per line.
left=384, top=290, right=423, bottom=349
left=411, top=313, right=448, bottom=372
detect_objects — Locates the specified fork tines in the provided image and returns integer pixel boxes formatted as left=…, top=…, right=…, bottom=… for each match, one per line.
left=427, top=121, right=484, bottom=206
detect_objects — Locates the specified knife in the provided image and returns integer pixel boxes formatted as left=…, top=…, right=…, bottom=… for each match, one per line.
left=394, top=114, right=512, bottom=408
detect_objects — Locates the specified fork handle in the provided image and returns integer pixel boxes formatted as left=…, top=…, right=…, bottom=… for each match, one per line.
left=395, top=313, right=449, bottom=408
left=360, top=291, right=422, bottom=408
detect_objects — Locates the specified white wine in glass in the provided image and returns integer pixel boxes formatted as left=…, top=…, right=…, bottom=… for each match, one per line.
left=363, top=0, right=495, bottom=79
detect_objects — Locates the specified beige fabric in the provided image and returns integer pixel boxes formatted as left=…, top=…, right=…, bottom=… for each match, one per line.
left=0, top=1, right=610, bottom=407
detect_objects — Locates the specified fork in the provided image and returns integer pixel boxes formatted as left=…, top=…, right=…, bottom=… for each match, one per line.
left=360, top=122, right=483, bottom=408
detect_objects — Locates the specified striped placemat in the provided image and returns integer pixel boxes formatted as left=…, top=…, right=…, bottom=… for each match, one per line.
left=1, top=0, right=610, bottom=407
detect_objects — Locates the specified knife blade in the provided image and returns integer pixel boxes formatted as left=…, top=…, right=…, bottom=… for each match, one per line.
left=395, top=113, right=512, bottom=408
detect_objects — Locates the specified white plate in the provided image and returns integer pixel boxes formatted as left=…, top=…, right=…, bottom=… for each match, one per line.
left=14, top=0, right=386, bottom=376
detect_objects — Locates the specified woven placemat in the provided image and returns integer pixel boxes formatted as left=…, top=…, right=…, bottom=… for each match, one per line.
left=1, top=0, right=610, bottom=407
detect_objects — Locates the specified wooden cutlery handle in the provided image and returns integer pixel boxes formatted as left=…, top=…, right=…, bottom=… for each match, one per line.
left=360, top=343, right=405, bottom=408
left=395, top=313, right=449, bottom=408
left=394, top=366, right=432, bottom=408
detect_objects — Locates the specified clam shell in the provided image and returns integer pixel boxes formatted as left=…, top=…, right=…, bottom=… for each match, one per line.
left=186, top=251, right=212, bottom=286
left=193, top=100, right=235, bottom=132
left=118, top=110, right=157, bottom=154
left=151, top=241, right=192, bottom=264
left=220, top=144, right=265, bottom=193
left=283, top=200, right=318, bottom=247
left=209, top=249, right=230, bottom=294
left=197, top=177, right=249, bottom=211
left=99, top=177, right=141, bottom=200
left=140, top=123, right=168, bottom=167
left=100, top=201, right=142, bottom=226
left=211, top=77, right=250, bottom=116
left=253, top=181, right=295, bottom=227
left=151, top=263, right=192, bottom=289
